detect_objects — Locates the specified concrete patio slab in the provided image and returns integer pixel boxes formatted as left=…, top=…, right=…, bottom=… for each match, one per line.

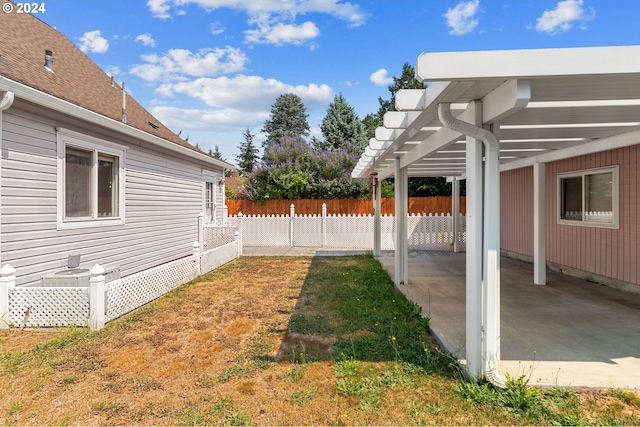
left=377, top=251, right=640, bottom=390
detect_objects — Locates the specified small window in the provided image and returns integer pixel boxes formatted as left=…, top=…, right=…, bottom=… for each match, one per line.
left=205, top=181, right=215, bottom=223
left=558, top=166, right=618, bottom=228
left=57, top=129, right=125, bottom=229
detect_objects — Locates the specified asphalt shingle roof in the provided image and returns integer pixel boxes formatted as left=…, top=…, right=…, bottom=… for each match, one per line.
left=0, top=5, right=200, bottom=153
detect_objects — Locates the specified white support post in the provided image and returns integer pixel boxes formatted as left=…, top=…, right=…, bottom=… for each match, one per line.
left=193, top=242, right=201, bottom=275
left=0, top=264, right=16, bottom=329
left=235, top=230, right=242, bottom=256
left=533, top=163, right=547, bottom=285
left=89, top=264, right=106, bottom=330
left=452, top=177, right=460, bottom=253
left=373, top=173, right=382, bottom=257
left=321, top=203, right=327, bottom=247
left=290, top=204, right=295, bottom=247
left=223, top=205, right=228, bottom=226
left=483, top=123, right=502, bottom=379
left=465, top=102, right=484, bottom=380
left=394, top=161, right=408, bottom=287
left=238, top=212, right=244, bottom=252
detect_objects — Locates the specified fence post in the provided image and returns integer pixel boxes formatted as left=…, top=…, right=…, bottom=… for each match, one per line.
left=290, top=204, right=295, bottom=247
left=89, top=264, right=106, bottom=330
left=322, top=203, right=327, bottom=247
left=198, top=212, right=204, bottom=248
left=223, top=205, right=228, bottom=226
left=0, top=264, right=16, bottom=329
left=238, top=212, right=243, bottom=251
left=235, top=230, right=242, bottom=256
left=193, top=242, right=201, bottom=275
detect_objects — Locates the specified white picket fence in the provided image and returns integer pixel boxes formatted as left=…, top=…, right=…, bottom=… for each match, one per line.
left=0, top=227, right=240, bottom=330
left=226, top=204, right=466, bottom=251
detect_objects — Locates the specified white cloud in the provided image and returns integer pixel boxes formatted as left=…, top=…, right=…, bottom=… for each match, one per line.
left=370, top=69, right=393, bottom=86
left=148, top=0, right=367, bottom=27
left=157, top=74, right=333, bottom=111
left=443, top=0, right=480, bottom=36
left=150, top=75, right=333, bottom=133
left=130, top=47, right=248, bottom=81
left=210, top=22, right=225, bottom=35
left=135, top=33, right=156, bottom=47
left=150, top=106, right=269, bottom=131
left=245, top=21, right=320, bottom=45
left=78, top=30, right=109, bottom=54
left=535, top=0, right=595, bottom=34
left=103, top=65, right=121, bottom=78
left=147, top=0, right=171, bottom=18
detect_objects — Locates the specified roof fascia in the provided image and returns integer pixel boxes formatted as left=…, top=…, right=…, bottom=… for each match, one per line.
left=0, top=77, right=235, bottom=170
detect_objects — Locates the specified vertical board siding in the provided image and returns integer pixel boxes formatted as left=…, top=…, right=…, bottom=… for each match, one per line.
left=1, top=106, right=222, bottom=286
left=546, top=146, right=640, bottom=286
left=500, top=167, right=534, bottom=257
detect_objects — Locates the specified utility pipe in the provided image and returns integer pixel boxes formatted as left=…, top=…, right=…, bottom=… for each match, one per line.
left=438, top=102, right=507, bottom=389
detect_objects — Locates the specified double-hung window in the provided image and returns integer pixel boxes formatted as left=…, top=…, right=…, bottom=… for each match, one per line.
left=57, top=129, right=126, bottom=229
left=558, top=166, right=619, bottom=228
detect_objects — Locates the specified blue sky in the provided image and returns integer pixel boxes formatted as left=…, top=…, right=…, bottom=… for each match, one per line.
left=37, top=0, right=640, bottom=165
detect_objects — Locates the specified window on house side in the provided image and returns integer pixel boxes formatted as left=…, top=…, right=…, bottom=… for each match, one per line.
left=558, top=166, right=618, bottom=228
left=205, top=181, right=215, bottom=223
left=64, top=145, right=120, bottom=221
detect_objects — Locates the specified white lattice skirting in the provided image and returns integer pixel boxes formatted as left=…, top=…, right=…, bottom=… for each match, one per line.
left=105, top=255, right=199, bottom=322
left=1, top=236, right=239, bottom=329
left=7, top=287, right=90, bottom=328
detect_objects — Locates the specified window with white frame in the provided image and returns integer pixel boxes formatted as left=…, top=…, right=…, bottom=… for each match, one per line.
left=558, top=166, right=618, bottom=228
left=202, top=170, right=218, bottom=224
left=57, top=129, right=126, bottom=228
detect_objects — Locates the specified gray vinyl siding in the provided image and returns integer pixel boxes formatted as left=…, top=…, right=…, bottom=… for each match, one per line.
left=1, top=102, right=225, bottom=286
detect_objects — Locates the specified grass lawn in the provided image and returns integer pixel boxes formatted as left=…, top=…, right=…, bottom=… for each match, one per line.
left=1, top=255, right=639, bottom=426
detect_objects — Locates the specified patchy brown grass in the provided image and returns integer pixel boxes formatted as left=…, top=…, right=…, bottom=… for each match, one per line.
left=0, top=256, right=639, bottom=426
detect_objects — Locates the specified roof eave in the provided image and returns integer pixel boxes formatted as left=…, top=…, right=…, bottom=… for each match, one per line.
left=0, top=76, right=235, bottom=170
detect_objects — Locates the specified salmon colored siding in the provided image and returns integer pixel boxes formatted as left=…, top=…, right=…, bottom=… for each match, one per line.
left=500, top=167, right=534, bottom=257
left=500, top=145, right=640, bottom=286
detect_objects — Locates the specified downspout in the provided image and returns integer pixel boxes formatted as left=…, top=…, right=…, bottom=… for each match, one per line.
left=0, top=91, right=15, bottom=270
left=438, top=102, right=507, bottom=389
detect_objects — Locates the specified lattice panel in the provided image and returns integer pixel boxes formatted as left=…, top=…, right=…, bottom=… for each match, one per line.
left=106, top=256, right=198, bottom=321
left=293, top=215, right=323, bottom=247
left=202, top=225, right=237, bottom=251
left=8, top=287, right=90, bottom=327
left=201, top=242, right=238, bottom=274
left=240, top=215, right=291, bottom=246
left=407, top=214, right=454, bottom=251
left=381, top=215, right=396, bottom=250
left=325, top=215, right=373, bottom=249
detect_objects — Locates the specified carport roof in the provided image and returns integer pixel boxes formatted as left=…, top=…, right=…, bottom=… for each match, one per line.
left=352, top=45, right=640, bottom=180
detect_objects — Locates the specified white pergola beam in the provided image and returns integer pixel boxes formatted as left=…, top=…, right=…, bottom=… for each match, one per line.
left=398, top=106, right=475, bottom=169
left=384, top=111, right=422, bottom=129
left=416, top=46, right=640, bottom=82
left=482, top=79, right=531, bottom=124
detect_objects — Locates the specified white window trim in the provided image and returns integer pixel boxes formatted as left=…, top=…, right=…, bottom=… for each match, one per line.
left=557, top=165, right=619, bottom=229
left=202, top=169, right=219, bottom=224
left=56, top=128, right=126, bottom=229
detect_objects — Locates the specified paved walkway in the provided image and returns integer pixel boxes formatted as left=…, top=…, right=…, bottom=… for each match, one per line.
left=377, top=251, right=640, bottom=390
left=242, top=247, right=640, bottom=390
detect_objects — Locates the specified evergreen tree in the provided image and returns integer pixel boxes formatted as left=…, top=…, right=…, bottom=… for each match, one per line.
left=318, top=93, right=368, bottom=153
left=261, top=93, right=310, bottom=147
left=376, top=62, right=426, bottom=120
left=236, top=128, right=259, bottom=175
left=211, top=145, right=224, bottom=161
